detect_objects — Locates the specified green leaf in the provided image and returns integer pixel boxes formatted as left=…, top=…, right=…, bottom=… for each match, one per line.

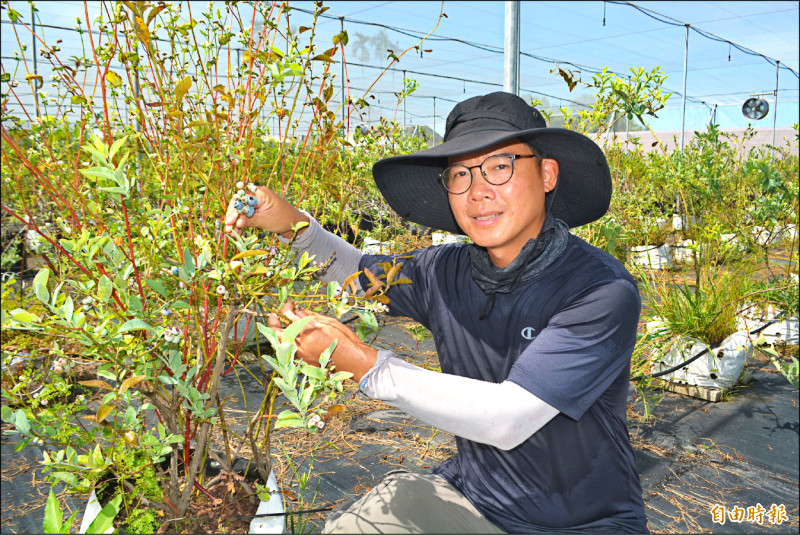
left=276, top=343, right=296, bottom=369
left=62, top=296, right=74, bottom=322
left=355, top=309, right=378, bottom=330
left=331, top=371, right=353, bottom=382
left=108, top=136, right=128, bottom=160
left=14, top=437, right=32, bottom=452
left=86, top=494, right=122, bottom=534
left=172, top=300, right=191, bottom=309
left=33, top=268, right=51, bottom=304
left=231, top=249, right=272, bottom=260
left=1, top=73, right=10, bottom=83
left=10, top=309, right=40, bottom=324
left=274, top=410, right=303, bottom=429
left=300, top=365, right=326, bottom=381
left=318, top=340, right=337, bottom=369
left=80, top=166, right=117, bottom=182
left=256, top=323, right=281, bottom=350
left=97, top=275, right=113, bottom=303
left=81, top=145, right=108, bottom=165
left=118, top=319, right=154, bottom=333
left=282, top=316, right=313, bottom=344
left=146, top=279, right=167, bottom=297
left=129, top=294, right=143, bottom=313
left=98, top=186, right=127, bottom=195
left=14, top=409, right=30, bottom=434
left=43, top=489, right=63, bottom=534
left=278, top=285, right=290, bottom=304
left=183, top=247, right=195, bottom=276
left=60, top=511, right=78, bottom=534
left=300, top=384, right=315, bottom=407
left=50, top=471, right=79, bottom=489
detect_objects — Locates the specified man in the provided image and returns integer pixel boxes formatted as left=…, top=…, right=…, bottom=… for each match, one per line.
left=225, top=92, right=648, bottom=533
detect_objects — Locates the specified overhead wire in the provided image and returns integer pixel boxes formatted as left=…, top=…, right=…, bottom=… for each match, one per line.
left=2, top=3, right=796, bottom=125
left=608, top=1, right=799, bottom=78
left=286, top=3, right=794, bottom=108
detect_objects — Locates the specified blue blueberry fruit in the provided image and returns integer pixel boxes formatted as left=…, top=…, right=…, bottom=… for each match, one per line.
left=245, top=206, right=255, bottom=218
left=234, top=199, right=244, bottom=211
left=171, top=266, right=179, bottom=276
left=245, top=195, right=257, bottom=207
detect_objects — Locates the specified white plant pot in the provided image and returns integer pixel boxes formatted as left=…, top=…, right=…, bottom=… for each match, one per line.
left=80, top=470, right=284, bottom=534
left=630, top=244, right=673, bottom=270
left=736, top=305, right=799, bottom=345
left=651, top=330, right=752, bottom=390
left=249, top=469, right=285, bottom=534
left=720, top=233, right=746, bottom=252
left=672, top=239, right=695, bottom=264
left=751, top=225, right=782, bottom=246
left=431, top=232, right=468, bottom=246
left=361, top=237, right=391, bottom=255
left=671, top=214, right=696, bottom=231
left=784, top=224, right=798, bottom=241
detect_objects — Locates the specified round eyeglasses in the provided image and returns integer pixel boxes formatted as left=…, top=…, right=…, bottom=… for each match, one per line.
left=439, top=153, right=538, bottom=194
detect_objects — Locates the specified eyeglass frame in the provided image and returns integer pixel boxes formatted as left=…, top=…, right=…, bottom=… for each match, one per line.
left=439, top=152, right=541, bottom=194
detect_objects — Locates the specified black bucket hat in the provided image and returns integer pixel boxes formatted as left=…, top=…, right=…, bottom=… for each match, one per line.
left=372, top=91, right=611, bottom=234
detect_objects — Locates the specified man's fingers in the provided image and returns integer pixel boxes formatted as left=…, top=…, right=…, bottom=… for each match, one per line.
left=294, top=307, right=313, bottom=319
left=280, top=299, right=302, bottom=322
left=267, top=312, right=282, bottom=330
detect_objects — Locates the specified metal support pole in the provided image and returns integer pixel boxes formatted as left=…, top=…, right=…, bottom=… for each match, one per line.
left=679, top=24, right=689, bottom=151
left=32, top=4, right=39, bottom=117
left=340, top=17, right=345, bottom=129
left=503, top=1, right=520, bottom=95
left=708, top=104, right=717, bottom=127
left=771, top=61, right=779, bottom=160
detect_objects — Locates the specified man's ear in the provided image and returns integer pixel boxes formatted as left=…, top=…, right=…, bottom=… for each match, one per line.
left=542, top=158, right=559, bottom=193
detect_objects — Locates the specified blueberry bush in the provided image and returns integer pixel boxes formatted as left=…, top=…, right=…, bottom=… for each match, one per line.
left=0, top=1, right=440, bottom=531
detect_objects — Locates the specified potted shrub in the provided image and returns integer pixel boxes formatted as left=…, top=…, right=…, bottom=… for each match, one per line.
left=638, top=267, right=754, bottom=391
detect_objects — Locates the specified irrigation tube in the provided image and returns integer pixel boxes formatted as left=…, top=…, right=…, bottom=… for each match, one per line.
left=632, top=313, right=787, bottom=382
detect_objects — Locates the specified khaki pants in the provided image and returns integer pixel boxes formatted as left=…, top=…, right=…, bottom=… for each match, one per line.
left=323, top=471, right=505, bottom=534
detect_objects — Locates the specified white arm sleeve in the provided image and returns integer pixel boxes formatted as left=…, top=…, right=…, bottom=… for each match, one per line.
left=278, top=212, right=363, bottom=289
left=360, top=350, right=560, bottom=450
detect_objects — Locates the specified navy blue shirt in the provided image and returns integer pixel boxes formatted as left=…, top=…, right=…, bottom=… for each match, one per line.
left=360, top=234, right=648, bottom=533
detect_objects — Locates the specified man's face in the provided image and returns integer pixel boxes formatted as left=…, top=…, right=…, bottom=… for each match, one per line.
left=447, top=139, right=559, bottom=268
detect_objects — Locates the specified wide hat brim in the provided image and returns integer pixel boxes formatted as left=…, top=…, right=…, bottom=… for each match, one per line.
left=372, top=126, right=612, bottom=234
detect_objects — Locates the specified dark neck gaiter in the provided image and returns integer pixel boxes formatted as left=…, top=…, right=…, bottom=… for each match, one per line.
left=468, top=213, right=570, bottom=319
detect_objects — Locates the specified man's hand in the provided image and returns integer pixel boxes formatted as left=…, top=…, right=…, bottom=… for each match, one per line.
left=267, top=300, right=378, bottom=383
left=224, top=184, right=309, bottom=238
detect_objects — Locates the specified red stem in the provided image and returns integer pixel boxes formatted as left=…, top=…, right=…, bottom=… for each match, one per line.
left=121, top=199, right=147, bottom=306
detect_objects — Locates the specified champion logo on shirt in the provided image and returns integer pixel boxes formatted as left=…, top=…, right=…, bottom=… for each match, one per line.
left=521, top=327, right=537, bottom=340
